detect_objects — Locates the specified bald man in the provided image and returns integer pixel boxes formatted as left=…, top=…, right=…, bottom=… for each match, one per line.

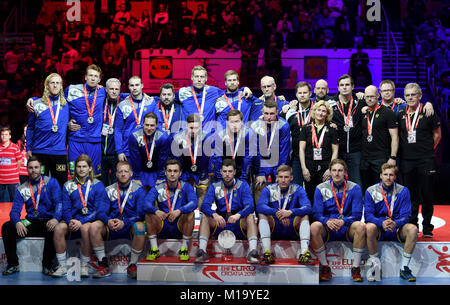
left=360, top=85, right=398, bottom=192
left=250, top=76, right=289, bottom=122
left=313, top=79, right=331, bottom=102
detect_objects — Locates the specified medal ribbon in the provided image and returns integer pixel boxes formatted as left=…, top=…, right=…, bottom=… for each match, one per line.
left=130, top=97, right=146, bottom=126
left=277, top=185, right=291, bottom=210
left=47, top=97, right=61, bottom=127
left=380, top=183, right=397, bottom=218
left=226, top=128, right=242, bottom=159
left=143, top=133, right=156, bottom=162
left=84, top=84, right=98, bottom=119
left=223, top=180, right=236, bottom=213
left=159, top=103, right=174, bottom=131
left=191, top=87, right=206, bottom=117
left=296, top=102, right=313, bottom=127
left=29, top=176, right=44, bottom=213
left=223, top=92, right=242, bottom=112
left=366, top=104, right=380, bottom=137
left=77, top=179, right=92, bottom=211
left=405, top=104, right=423, bottom=135
left=165, top=182, right=181, bottom=212
left=336, top=96, right=354, bottom=127
left=103, top=97, right=119, bottom=127
left=117, top=181, right=133, bottom=214
left=264, top=121, right=278, bottom=151
left=331, top=180, right=347, bottom=216
left=311, top=124, right=327, bottom=149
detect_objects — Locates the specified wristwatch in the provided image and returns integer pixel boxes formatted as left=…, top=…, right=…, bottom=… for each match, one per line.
left=389, top=156, right=397, bottom=160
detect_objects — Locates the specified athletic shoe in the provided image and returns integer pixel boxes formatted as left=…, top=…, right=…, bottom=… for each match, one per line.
left=52, top=265, right=67, bottom=278
left=80, top=264, right=89, bottom=278
left=261, top=250, right=275, bottom=265
left=145, top=247, right=160, bottom=261
left=179, top=247, right=190, bottom=261
left=298, top=250, right=314, bottom=265
left=92, top=258, right=111, bottom=278
left=319, top=265, right=332, bottom=281
left=42, top=266, right=54, bottom=276
left=400, top=266, right=416, bottom=282
left=2, top=265, right=19, bottom=276
left=246, top=250, right=259, bottom=264
left=351, top=266, right=363, bottom=282
left=422, top=231, right=433, bottom=238
left=127, top=264, right=137, bottom=279
left=194, top=249, right=209, bottom=264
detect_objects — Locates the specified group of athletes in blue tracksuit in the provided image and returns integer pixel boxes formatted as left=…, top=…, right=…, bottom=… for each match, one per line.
left=1, top=64, right=422, bottom=283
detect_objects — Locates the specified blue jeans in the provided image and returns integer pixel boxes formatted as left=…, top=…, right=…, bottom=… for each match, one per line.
left=0, top=183, right=19, bottom=202
left=340, top=151, right=362, bottom=187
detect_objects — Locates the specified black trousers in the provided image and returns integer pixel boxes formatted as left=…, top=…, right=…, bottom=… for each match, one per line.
left=401, top=158, right=436, bottom=233
left=101, top=154, right=118, bottom=187
left=1, top=219, right=56, bottom=268
left=304, top=160, right=330, bottom=206
left=360, top=157, right=388, bottom=194
left=33, top=153, right=68, bottom=188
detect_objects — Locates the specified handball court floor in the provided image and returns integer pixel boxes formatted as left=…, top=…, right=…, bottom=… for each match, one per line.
left=0, top=202, right=448, bottom=286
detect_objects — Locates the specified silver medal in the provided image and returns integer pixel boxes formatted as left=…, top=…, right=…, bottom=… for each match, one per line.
left=199, top=115, right=204, bottom=122
left=367, top=135, right=373, bottom=142
left=81, top=207, right=89, bottom=215
left=51, top=125, right=58, bottom=133
left=191, top=165, right=197, bottom=172
left=146, top=161, right=153, bottom=168
left=343, top=125, right=350, bottom=132
left=108, top=127, right=114, bottom=135
left=87, top=116, right=94, bottom=124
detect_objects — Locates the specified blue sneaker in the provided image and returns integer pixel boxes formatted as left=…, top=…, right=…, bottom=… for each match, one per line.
left=400, top=266, right=416, bottom=282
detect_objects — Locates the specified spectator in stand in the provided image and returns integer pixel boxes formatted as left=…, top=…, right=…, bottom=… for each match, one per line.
left=364, top=28, right=378, bottom=49
left=430, top=40, right=450, bottom=80
left=75, top=46, right=94, bottom=68
left=102, top=32, right=127, bottom=69
left=114, top=3, right=131, bottom=25
left=240, top=33, right=260, bottom=88
left=158, top=21, right=178, bottom=50
left=154, top=3, right=169, bottom=31
left=334, top=22, right=354, bottom=49
left=198, top=28, right=217, bottom=52
left=349, top=45, right=372, bottom=88
left=180, top=1, right=194, bottom=30
left=0, top=127, right=22, bottom=202
left=60, top=41, right=79, bottom=76
left=178, top=26, right=196, bottom=53
left=138, top=9, right=152, bottom=30
left=195, top=3, right=209, bottom=35
left=18, top=51, right=41, bottom=91
left=222, top=38, right=240, bottom=52
left=278, top=21, right=297, bottom=50
left=276, top=12, right=294, bottom=33
left=264, top=33, right=283, bottom=81
left=6, top=73, right=29, bottom=126
left=3, top=44, right=21, bottom=80
left=420, top=31, right=438, bottom=57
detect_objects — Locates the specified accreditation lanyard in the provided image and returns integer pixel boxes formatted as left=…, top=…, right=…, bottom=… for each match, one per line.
left=117, top=181, right=133, bottom=215
left=223, top=180, right=236, bottom=213
left=29, top=176, right=44, bottom=213
left=165, top=182, right=181, bottom=212
left=47, top=97, right=61, bottom=127
left=380, top=183, right=397, bottom=218
left=226, top=128, right=242, bottom=159
left=265, top=121, right=278, bottom=150
left=311, top=123, right=326, bottom=149
left=366, top=104, right=380, bottom=137
left=84, top=84, right=98, bottom=119
left=130, top=97, right=146, bottom=126
left=186, top=133, right=200, bottom=166
left=103, top=97, right=119, bottom=128
left=223, top=92, right=242, bottom=112
left=383, top=99, right=396, bottom=111
left=336, top=97, right=355, bottom=127
left=405, top=104, right=422, bottom=135
left=191, top=87, right=206, bottom=118
left=277, top=185, right=291, bottom=210
left=296, top=102, right=313, bottom=127
left=143, top=133, right=156, bottom=162
left=77, top=179, right=92, bottom=211
left=331, top=180, right=347, bottom=216
left=159, top=103, right=174, bottom=131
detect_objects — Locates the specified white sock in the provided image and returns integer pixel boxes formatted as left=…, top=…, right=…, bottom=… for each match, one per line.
left=94, top=246, right=106, bottom=261
left=259, top=219, right=271, bottom=252
left=130, top=248, right=142, bottom=265
left=353, top=248, right=364, bottom=267
left=369, top=252, right=379, bottom=260
left=199, top=236, right=208, bottom=251
left=56, top=252, right=67, bottom=266
left=401, top=251, right=412, bottom=268
left=80, top=254, right=90, bottom=266
left=182, top=235, right=192, bottom=249
left=248, top=236, right=258, bottom=251
left=299, top=219, right=310, bottom=254
left=315, top=245, right=328, bottom=266
left=149, top=235, right=158, bottom=249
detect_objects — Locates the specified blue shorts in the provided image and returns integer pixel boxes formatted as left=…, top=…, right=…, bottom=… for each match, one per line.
left=323, top=224, right=352, bottom=243
left=211, top=212, right=247, bottom=240
left=105, top=225, right=134, bottom=240
left=68, top=141, right=102, bottom=177
left=138, top=171, right=158, bottom=187
left=377, top=226, right=404, bottom=243
left=268, top=215, right=299, bottom=240
left=155, top=215, right=187, bottom=239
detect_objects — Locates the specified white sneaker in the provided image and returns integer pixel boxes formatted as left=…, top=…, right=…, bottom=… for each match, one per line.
left=80, top=264, right=89, bottom=278
left=52, top=265, right=67, bottom=278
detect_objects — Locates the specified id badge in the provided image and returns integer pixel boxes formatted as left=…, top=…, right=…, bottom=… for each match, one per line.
left=313, top=148, right=322, bottom=161
left=348, top=116, right=354, bottom=128
left=101, top=123, right=110, bottom=136
left=407, top=131, right=416, bottom=144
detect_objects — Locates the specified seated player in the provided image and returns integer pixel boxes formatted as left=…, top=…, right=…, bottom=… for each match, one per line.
left=364, top=163, right=418, bottom=282
left=195, top=159, right=259, bottom=264
left=52, top=154, right=109, bottom=278
left=310, top=159, right=365, bottom=282
left=256, top=165, right=312, bottom=265
left=2, top=156, right=61, bottom=276
left=89, top=161, right=146, bottom=279
left=143, top=159, right=197, bottom=261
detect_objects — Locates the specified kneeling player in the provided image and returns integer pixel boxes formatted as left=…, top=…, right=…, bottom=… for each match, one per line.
left=256, top=165, right=312, bottom=265
left=364, top=163, right=418, bottom=282
left=195, top=159, right=258, bottom=264
left=310, top=159, right=365, bottom=282
left=89, top=161, right=146, bottom=279
left=143, top=159, right=197, bottom=261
